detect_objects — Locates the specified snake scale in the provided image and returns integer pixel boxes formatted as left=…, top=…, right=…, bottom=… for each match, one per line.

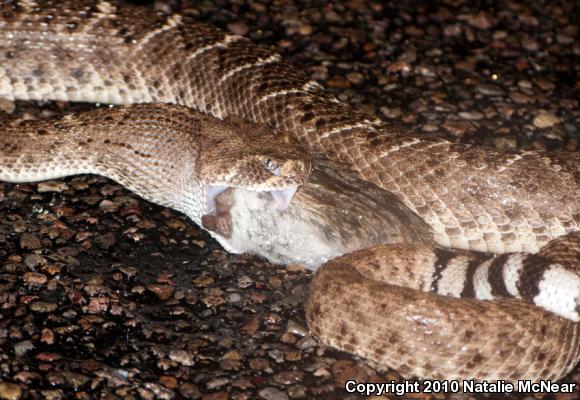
left=0, top=0, right=579, bottom=383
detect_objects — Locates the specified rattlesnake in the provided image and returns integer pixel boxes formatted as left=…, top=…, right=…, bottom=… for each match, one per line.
left=0, top=0, right=578, bottom=383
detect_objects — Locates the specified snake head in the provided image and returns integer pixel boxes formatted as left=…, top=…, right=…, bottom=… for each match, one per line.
left=197, top=118, right=311, bottom=213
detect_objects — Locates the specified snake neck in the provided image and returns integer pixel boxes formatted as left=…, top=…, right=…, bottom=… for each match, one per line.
left=0, top=104, right=205, bottom=223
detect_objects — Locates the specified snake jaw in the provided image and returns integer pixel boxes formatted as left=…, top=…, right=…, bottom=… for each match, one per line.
left=204, top=185, right=229, bottom=213
left=204, top=184, right=299, bottom=213
left=270, top=186, right=298, bottom=210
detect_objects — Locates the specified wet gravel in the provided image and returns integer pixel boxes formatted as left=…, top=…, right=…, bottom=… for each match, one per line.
left=1, top=0, right=578, bottom=399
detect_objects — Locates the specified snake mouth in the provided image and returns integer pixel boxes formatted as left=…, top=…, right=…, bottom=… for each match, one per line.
left=201, top=185, right=297, bottom=247
left=269, top=186, right=298, bottom=209
left=204, top=184, right=298, bottom=213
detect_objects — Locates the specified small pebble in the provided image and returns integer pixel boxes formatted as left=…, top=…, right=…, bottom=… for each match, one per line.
left=148, top=284, right=174, bottom=301
left=37, top=181, right=68, bottom=192
left=458, top=111, right=484, bottom=120
left=29, top=301, right=58, bottom=313
left=476, top=84, right=503, bottom=96
left=169, top=350, right=195, bottom=367
left=23, top=271, right=47, bottom=285
left=0, top=383, right=22, bottom=400
left=258, top=387, right=289, bottom=400
left=380, top=106, right=402, bottom=119
left=13, top=341, right=34, bottom=357
left=287, top=385, right=306, bottom=399
left=227, top=21, right=248, bottom=36
left=533, top=112, right=560, bottom=128
left=23, top=254, right=46, bottom=268
left=19, top=233, right=42, bottom=250
left=0, top=99, right=15, bottom=114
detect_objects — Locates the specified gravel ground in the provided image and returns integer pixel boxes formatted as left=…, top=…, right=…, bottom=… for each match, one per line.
left=0, top=1, right=578, bottom=399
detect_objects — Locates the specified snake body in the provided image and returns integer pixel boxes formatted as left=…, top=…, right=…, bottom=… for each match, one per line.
left=0, top=0, right=579, bottom=383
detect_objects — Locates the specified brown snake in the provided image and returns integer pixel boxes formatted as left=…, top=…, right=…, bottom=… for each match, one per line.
left=0, top=0, right=578, bottom=383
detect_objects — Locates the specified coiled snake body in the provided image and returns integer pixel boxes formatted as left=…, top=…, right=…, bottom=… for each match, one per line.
left=0, top=0, right=578, bottom=383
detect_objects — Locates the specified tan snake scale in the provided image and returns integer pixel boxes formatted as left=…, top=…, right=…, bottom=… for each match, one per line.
left=0, top=0, right=579, bottom=383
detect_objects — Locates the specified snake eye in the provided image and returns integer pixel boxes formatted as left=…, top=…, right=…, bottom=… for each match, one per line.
left=262, top=158, right=281, bottom=176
